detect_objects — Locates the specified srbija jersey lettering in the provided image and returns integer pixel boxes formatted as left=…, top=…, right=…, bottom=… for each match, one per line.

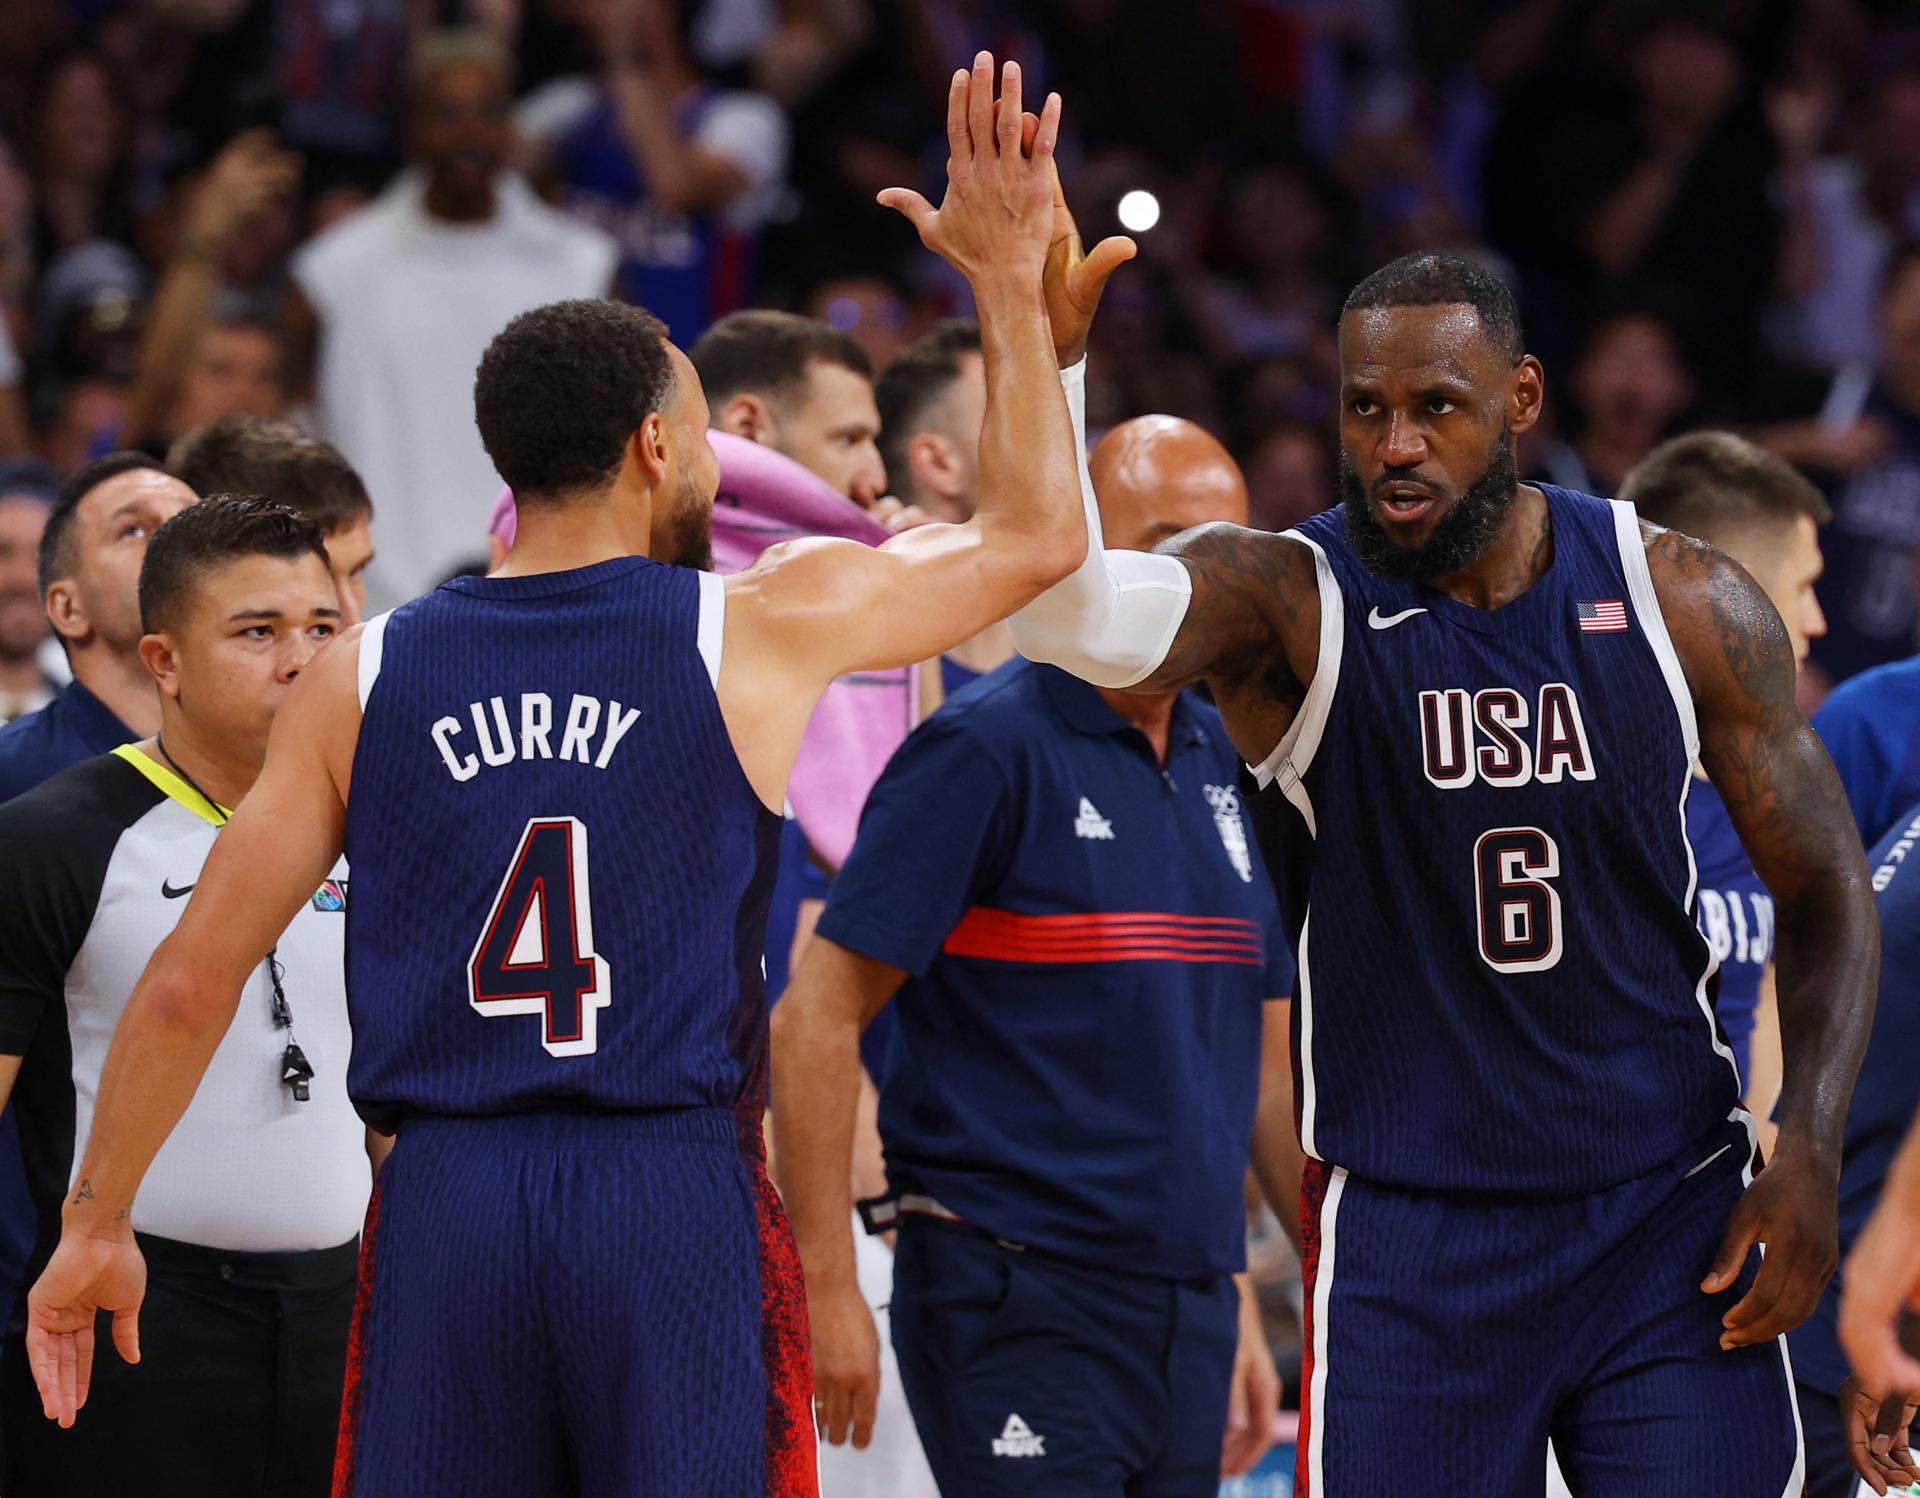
left=1255, top=486, right=1736, bottom=1194
left=343, top=558, right=780, bottom=1131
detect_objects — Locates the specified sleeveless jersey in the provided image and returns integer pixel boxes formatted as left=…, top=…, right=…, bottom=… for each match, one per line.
left=343, top=558, right=781, bottom=1132
left=1256, top=486, right=1736, bottom=1195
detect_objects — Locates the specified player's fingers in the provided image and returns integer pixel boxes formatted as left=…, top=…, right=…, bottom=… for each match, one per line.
left=996, top=60, right=1022, bottom=160
left=874, top=188, right=936, bottom=236
left=111, top=1304, right=139, bottom=1366
left=57, top=1329, right=79, bottom=1427
left=1032, top=91, right=1062, bottom=161
left=1020, top=109, right=1040, bottom=157
left=1720, top=1250, right=1792, bottom=1344
left=943, top=68, right=969, bottom=165
left=1701, top=1202, right=1759, bottom=1293
left=1849, top=1400, right=1892, bottom=1494
left=849, top=1375, right=879, bottom=1451
left=1073, top=234, right=1138, bottom=303
left=966, top=52, right=995, bottom=160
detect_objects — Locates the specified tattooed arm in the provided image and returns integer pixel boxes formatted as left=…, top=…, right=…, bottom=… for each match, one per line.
left=1647, top=522, right=1878, bottom=1347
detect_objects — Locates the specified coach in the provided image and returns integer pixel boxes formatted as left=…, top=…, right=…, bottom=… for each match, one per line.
left=773, top=395, right=1300, bottom=1497
left=0, top=498, right=371, bottom=1496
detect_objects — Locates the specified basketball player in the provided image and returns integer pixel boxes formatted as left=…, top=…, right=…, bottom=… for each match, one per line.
left=24, top=55, right=1088, bottom=1498
left=1007, top=251, right=1880, bottom=1495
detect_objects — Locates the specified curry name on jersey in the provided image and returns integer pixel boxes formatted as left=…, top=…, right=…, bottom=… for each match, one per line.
left=344, top=558, right=780, bottom=1133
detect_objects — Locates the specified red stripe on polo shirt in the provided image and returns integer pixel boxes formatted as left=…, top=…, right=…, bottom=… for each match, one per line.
left=942, top=907, right=1267, bottom=965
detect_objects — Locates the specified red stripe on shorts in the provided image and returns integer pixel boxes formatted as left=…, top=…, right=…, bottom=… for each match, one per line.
left=735, top=1051, right=819, bottom=1496
left=330, top=1179, right=382, bottom=1498
left=1295, top=1158, right=1332, bottom=1498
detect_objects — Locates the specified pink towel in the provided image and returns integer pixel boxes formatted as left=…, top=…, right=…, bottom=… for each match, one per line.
left=490, top=432, right=920, bottom=870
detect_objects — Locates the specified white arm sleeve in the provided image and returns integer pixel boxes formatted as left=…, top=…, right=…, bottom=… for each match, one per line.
left=1005, top=359, right=1195, bottom=688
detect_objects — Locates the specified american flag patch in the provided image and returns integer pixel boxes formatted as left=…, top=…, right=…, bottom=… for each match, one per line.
left=1578, top=599, right=1629, bottom=633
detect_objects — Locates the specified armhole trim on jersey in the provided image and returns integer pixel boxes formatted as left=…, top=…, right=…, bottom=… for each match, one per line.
left=696, top=571, right=725, bottom=691
left=1611, top=500, right=1699, bottom=761
left=357, top=610, right=392, bottom=711
left=1248, top=531, right=1342, bottom=839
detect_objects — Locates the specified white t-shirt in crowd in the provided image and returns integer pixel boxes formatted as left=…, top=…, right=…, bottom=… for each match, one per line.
left=292, top=170, right=619, bottom=603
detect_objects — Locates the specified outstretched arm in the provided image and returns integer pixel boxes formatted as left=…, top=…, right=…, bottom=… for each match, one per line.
left=1649, top=525, right=1878, bottom=1347
left=727, top=56, right=1082, bottom=684
left=27, top=632, right=362, bottom=1425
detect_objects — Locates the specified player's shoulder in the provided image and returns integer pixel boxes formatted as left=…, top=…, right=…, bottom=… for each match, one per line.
left=1165, top=519, right=1319, bottom=579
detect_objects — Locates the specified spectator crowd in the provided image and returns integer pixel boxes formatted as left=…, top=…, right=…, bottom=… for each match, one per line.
left=1, top=0, right=1920, bottom=1494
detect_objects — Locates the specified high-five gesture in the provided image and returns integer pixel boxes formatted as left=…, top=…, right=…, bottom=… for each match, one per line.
left=879, top=54, right=1060, bottom=287
left=1043, top=157, right=1135, bottom=367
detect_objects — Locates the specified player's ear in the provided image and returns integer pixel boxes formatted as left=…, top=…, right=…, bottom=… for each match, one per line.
left=1509, top=354, right=1545, bottom=437
left=629, top=412, right=671, bottom=486
left=713, top=393, right=772, bottom=446
left=138, top=631, right=182, bottom=700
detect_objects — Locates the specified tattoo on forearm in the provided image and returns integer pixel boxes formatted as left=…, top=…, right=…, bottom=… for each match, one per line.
left=1154, top=525, right=1311, bottom=711
left=72, top=1178, right=94, bottom=1205
left=1646, top=522, right=1877, bottom=1144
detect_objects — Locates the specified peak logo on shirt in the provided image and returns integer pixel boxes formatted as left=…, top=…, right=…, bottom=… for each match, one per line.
left=310, top=880, right=348, bottom=912
left=1073, top=797, right=1114, bottom=841
left=992, top=1413, right=1046, bottom=1458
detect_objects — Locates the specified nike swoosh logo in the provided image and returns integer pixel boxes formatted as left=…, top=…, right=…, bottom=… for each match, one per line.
left=1367, top=606, right=1429, bottom=630
left=160, top=880, right=196, bottom=899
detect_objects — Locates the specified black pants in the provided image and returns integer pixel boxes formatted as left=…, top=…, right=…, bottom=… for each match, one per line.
left=2, top=1232, right=358, bottom=1498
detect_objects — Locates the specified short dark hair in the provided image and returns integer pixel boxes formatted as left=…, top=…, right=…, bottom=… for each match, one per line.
left=690, top=310, right=873, bottom=410
left=1620, top=431, right=1832, bottom=541
left=473, top=299, right=675, bottom=504
left=1340, top=251, right=1524, bottom=362
left=876, top=320, right=982, bottom=496
left=138, top=493, right=330, bottom=635
left=39, top=451, right=178, bottom=596
left=167, top=416, right=371, bottom=532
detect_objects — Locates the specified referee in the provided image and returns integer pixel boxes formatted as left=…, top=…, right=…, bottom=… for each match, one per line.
left=773, top=403, right=1301, bottom=1497
left=0, top=497, right=371, bottom=1496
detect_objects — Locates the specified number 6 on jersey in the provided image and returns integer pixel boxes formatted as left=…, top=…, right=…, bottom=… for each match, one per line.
left=468, top=816, right=612, bottom=1056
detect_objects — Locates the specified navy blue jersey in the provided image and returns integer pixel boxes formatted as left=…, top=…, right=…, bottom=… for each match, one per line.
left=344, top=559, right=781, bottom=1132
left=819, top=660, right=1293, bottom=1278
left=1686, top=777, right=1772, bottom=1084
left=1814, top=654, right=1920, bottom=847
left=1260, top=487, right=1735, bottom=1194
left=1788, top=802, right=1920, bottom=1396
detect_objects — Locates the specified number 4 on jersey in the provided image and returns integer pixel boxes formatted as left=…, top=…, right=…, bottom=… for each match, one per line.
left=468, top=817, right=611, bottom=1056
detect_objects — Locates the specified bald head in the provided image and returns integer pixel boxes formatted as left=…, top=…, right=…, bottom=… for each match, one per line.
left=1088, top=416, right=1248, bottom=551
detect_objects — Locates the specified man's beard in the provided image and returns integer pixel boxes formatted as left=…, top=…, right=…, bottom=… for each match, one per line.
left=664, top=471, right=714, bottom=572
left=1341, top=429, right=1518, bottom=582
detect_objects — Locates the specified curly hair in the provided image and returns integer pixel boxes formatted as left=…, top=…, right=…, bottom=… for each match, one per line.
left=473, top=300, right=675, bottom=504
left=139, top=494, right=329, bottom=635
left=1341, top=251, right=1524, bottom=363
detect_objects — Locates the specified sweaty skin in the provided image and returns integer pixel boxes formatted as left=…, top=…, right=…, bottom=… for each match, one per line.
left=1094, top=299, right=1878, bottom=1363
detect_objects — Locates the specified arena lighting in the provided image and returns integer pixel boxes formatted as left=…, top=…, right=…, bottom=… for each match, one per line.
left=1117, top=189, right=1161, bottom=233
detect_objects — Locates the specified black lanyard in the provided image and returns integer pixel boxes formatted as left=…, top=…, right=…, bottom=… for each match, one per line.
left=154, top=738, right=314, bottom=1102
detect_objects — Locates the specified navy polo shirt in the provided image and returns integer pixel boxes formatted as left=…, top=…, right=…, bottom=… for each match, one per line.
left=0, top=680, right=135, bottom=805
left=1788, top=801, right=1920, bottom=1396
left=818, top=658, right=1293, bottom=1280
left=1685, top=778, right=1772, bottom=1084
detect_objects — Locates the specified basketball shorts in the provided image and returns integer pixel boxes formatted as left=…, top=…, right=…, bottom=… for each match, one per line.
left=331, top=1110, right=816, bottom=1498
left=1299, top=1113, right=1803, bottom=1497
left=891, top=1217, right=1239, bottom=1496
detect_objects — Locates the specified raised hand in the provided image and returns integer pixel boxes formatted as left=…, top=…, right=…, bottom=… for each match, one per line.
left=878, top=53, right=1059, bottom=291
left=26, top=1223, right=147, bottom=1428
left=1042, top=155, right=1135, bottom=368
left=184, top=129, right=300, bottom=254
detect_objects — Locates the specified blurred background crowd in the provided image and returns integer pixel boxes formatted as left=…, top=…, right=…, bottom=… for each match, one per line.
left=0, top=0, right=1917, bottom=706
